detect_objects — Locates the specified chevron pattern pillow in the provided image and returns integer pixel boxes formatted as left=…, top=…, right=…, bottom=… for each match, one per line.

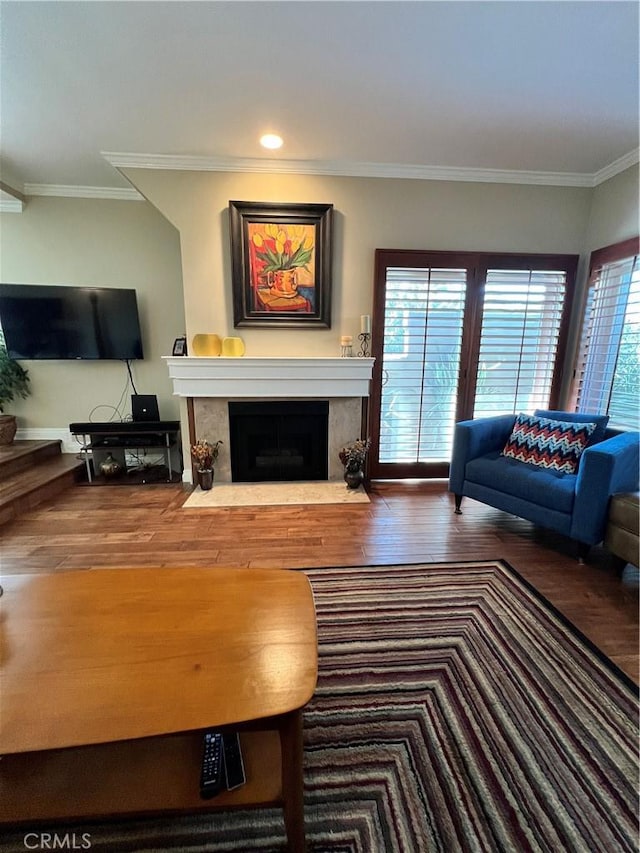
left=502, top=413, right=597, bottom=474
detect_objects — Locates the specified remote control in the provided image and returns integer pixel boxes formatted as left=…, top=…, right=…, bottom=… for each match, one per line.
left=200, top=731, right=224, bottom=799
left=223, top=731, right=246, bottom=791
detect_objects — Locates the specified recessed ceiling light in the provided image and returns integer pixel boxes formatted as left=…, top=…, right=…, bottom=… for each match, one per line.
left=260, top=133, right=283, bottom=150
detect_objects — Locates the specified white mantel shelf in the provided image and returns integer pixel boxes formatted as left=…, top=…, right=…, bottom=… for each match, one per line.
left=164, top=356, right=375, bottom=398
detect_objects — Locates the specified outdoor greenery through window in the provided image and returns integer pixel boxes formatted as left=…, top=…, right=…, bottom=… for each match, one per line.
left=573, top=237, right=640, bottom=430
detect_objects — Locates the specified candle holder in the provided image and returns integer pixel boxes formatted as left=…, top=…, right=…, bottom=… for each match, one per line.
left=357, top=332, right=371, bottom=358
left=340, top=335, right=354, bottom=357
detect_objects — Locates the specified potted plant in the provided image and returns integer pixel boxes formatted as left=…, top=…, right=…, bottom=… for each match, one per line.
left=339, top=438, right=371, bottom=489
left=191, top=439, right=223, bottom=491
left=0, top=343, right=30, bottom=445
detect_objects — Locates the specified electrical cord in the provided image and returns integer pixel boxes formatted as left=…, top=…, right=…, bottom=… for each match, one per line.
left=125, top=448, right=165, bottom=470
left=126, top=359, right=139, bottom=396
left=88, top=404, right=122, bottom=422
left=87, top=361, right=135, bottom=423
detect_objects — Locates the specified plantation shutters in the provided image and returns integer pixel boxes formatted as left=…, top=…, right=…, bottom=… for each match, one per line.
left=473, top=267, right=569, bottom=418
left=377, top=266, right=467, bottom=466
left=573, top=238, right=640, bottom=430
left=369, top=251, right=577, bottom=479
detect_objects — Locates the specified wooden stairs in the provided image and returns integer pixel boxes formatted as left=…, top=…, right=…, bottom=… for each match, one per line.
left=0, top=440, right=85, bottom=526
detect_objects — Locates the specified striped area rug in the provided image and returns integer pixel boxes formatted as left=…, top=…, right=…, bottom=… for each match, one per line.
left=2, top=560, right=637, bottom=852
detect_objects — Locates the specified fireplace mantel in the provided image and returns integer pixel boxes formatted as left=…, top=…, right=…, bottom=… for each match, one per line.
left=164, top=356, right=375, bottom=398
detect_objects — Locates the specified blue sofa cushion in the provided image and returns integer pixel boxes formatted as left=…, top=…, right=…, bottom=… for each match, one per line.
left=534, top=409, right=610, bottom=446
left=466, top=451, right=577, bottom=514
left=502, top=413, right=597, bottom=474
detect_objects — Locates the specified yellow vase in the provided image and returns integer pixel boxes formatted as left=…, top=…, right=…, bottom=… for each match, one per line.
left=222, top=337, right=245, bottom=357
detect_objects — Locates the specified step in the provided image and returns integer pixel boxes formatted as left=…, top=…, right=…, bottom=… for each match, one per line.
left=0, top=453, right=86, bottom=526
left=0, top=439, right=65, bottom=479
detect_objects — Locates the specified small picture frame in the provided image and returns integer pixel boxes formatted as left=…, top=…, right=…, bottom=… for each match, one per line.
left=172, top=336, right=187, bottom=356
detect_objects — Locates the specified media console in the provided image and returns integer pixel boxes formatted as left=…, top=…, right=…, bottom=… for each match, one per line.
left=69, top=421, right=182, bottom=484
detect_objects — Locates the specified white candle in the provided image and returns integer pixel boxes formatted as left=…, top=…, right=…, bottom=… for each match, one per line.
left=360, top=315, right=371, bottom=334
left=340, top=335, right=353, bottom=345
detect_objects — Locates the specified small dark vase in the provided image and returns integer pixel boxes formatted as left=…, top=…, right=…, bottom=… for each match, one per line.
left=198, top=468, right=214, bottom=491
left=99, top=452, right=122, bottom=478
left=344, top=468, right=364, bottom=490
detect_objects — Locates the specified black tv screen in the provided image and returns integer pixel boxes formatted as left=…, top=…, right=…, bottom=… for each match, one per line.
left=0, top=284, right=144, bottom=360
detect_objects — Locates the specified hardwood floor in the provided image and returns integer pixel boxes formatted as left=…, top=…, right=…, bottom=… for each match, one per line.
left=2, top=479, right=638, bottom=682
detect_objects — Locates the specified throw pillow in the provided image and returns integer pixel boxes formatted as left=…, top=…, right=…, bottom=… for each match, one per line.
left=502, top=413, right=597, bottom=474
left=533, top=409, right=609, bottom=446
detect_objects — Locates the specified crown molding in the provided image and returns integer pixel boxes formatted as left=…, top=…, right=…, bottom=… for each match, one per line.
left=0, top=198, right=24, bottom=213
left=0, top=180, right=25, bottom=211
left=17, top=147, right=640, bottom=201
left=24, top=183, right=144, bottom=201
left=103, top=150, right=597, bottom=187
left=591, top=147, right=640, bottom=186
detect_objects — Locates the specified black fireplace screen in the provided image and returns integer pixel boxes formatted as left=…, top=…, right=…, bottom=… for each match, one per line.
left=229, top=401, right=329, bottom=482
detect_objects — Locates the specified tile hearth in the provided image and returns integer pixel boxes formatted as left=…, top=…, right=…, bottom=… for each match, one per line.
left=182, top=481, right=370, bottom=508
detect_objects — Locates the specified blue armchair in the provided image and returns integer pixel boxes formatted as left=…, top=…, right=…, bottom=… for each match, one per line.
left=448, top=409, right=640, bottom=558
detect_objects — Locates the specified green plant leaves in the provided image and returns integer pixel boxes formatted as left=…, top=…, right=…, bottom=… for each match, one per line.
left=256, top=242, right=313, bottom=272
left=0, top=346, right=30, bottom=412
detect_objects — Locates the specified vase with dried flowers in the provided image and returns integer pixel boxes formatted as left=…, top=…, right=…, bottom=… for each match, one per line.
left=339, top=438, right=370, bottom=489
left=191, top=439, right=223, bottom=491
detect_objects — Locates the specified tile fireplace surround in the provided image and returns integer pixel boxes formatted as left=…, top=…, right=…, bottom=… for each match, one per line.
left=165, top=357, right=375, bottom=484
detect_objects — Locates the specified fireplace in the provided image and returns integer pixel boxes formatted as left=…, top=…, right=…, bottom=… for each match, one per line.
left=164, top=357, right=375, bottom=484
left=229, top=401, right=329, bottom=482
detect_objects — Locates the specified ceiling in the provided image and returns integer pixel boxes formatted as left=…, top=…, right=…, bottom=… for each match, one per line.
left=1, top=1, right=639, bottom=196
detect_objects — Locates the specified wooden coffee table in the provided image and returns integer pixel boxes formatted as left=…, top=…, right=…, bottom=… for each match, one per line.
left=0, top=567, right=318, bottom=851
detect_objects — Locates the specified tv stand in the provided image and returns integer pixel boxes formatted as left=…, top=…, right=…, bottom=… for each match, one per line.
left=69, top=421, right=182, bottom=484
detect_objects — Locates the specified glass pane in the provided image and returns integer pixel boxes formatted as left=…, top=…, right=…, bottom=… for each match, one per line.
left=474, top=270, right=566, bottom=418
left=576, top=254, right=639, bottom=428
left=379, top=267, right=466, bottom=463
left=608, top=266, right=640, bottom=429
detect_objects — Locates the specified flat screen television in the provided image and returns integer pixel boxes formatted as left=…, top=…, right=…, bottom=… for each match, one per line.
left=0, top=284, right=144, bottom=360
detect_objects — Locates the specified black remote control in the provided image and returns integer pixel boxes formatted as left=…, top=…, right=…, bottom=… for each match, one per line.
left=200, top=731, right=224, bottom=799
left=223, top=731, right=246, bottom=791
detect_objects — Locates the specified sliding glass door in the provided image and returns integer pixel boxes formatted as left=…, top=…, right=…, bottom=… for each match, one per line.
left=375, top=263, right=467, bottom=476
left=368, top=250, right=577, bottom=479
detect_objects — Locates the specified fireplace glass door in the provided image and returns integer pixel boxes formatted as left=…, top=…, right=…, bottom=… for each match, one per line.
left=229, top=401, right=329, bottom=482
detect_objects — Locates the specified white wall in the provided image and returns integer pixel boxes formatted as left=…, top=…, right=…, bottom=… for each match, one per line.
left=0, top=196, right=184, bottom=432
left=585, top=164, right=639, bottom=252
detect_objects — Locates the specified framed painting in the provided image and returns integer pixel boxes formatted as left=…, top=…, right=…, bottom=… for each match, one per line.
left=229, top=201, right=333, bottom=328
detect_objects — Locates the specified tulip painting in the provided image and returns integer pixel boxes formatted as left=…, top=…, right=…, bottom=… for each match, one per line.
left=250, top=223, right=315, bottom=277
left=248, top=223, right=316, bottom=298
left=230, top=201, right=333, bottom=328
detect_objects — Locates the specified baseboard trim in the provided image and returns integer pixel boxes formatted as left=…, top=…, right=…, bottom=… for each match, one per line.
left=15, top=428, right=80, bottom=455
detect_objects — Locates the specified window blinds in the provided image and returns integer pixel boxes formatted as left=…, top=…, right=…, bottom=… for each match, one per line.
left=379, top=267, right=466, bottom=463
left=371, top=250, right=576, bottom=477
left=474, top=269, right=568, bottom=418
left=575, top=253, right=640, bottom=430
